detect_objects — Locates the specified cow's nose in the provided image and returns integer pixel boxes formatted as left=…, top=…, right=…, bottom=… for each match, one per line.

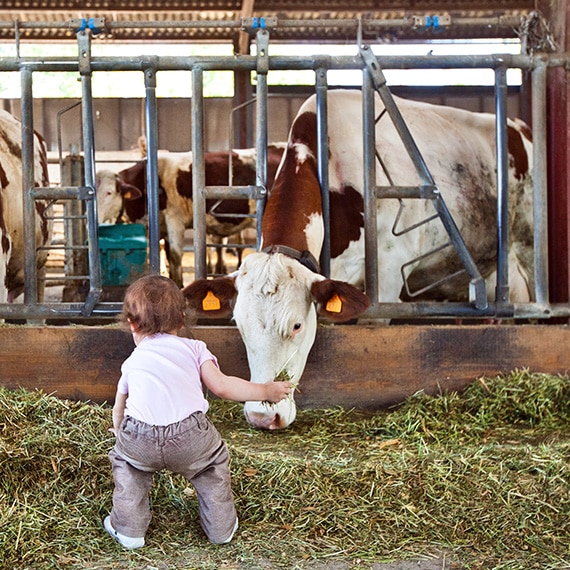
left=267, top=414, right=284, bottom=430
left=244, top=410, right=285, bottom=430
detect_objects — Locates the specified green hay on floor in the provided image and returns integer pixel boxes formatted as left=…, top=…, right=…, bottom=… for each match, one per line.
left=0, top=369, right=569, bottom=570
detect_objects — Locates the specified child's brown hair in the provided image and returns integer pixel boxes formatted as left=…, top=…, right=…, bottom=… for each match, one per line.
left=121, top=274, right=186, bottom=335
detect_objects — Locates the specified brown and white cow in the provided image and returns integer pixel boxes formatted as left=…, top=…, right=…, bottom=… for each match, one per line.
left=183, top=89, right=534, bottom=430
left=96, top=144, right=285, bottom=285
left=0, top=109, right=51, bottom=303
left=0, top=180, right=11, bottom=304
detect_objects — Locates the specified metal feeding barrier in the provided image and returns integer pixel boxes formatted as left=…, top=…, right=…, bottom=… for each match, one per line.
left=0, top=15, right=566, bottom=320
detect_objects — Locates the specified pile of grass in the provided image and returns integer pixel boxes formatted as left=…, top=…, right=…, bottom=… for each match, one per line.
left=0, top=369, right=569, bottom=569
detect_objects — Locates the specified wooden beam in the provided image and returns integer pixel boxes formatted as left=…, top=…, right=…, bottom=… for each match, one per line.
left=238, top=0, right=255, bottom=55
left=539, top=0, right=570, bottom=305
left=1, top=324, right=569, bottom=408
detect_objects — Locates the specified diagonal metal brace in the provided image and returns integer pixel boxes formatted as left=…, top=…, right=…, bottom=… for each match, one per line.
left=359, top=43, right=488, bottom=310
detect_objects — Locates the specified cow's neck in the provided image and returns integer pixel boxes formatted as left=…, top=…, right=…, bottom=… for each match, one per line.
left=261, top=138, right=324, bottom=274
left=261, top=244, right=320, bottom=274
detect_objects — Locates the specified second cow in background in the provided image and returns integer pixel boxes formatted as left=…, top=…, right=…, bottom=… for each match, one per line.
left=96, top=144, right=285, bottom=284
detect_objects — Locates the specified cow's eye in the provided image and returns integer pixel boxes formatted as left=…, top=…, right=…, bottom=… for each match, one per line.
left=292, top=322, right=302, bottom=335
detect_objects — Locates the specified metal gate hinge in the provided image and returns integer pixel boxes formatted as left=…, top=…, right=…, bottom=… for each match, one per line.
left=69, top=17, right=106, bottom=35
left=241, top=17, right=278, bottom=34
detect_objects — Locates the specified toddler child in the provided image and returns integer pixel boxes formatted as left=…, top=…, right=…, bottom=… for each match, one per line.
left=104, top=274, right=292, bottom=549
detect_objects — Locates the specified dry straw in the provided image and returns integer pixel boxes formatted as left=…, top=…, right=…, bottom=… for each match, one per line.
left=0, top=369, right=569, bottom=569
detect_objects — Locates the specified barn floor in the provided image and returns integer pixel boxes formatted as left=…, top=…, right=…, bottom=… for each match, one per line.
left=3, top=373, right=566, bottom=570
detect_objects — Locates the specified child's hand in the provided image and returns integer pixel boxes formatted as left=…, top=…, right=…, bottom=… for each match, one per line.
left=263, top=380, right=293, bottom=403
left=108, top=427, right=117, bottom=436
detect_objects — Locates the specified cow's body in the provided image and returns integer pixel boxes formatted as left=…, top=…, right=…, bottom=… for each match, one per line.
left=0, top=179, right=11, bottom=304
left=0, top=109, right=51, bottom=303
left=96, top=145, right=285, bottom=285
left=183, top=89, right=534, bottom=429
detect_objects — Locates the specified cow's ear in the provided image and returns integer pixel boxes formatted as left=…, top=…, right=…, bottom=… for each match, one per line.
left=182, top=277, right=237, bottom=318
left=311, top=279, right=370, bottom=322
left=119, top=181, right=142, bottom=201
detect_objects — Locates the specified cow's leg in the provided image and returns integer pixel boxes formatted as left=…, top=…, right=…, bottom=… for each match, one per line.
left=164, top=215, right=186, bottom=288
left=216, top=237, right=228, bottom=275
left=207, top=235, right=227, bottom=275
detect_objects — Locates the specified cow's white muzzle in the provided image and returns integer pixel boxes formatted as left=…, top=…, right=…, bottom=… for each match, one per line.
left=244, top=397, right=297, bottom=430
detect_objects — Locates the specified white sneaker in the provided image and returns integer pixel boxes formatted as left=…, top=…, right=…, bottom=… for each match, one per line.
left=219, top=517, right=239, bottom=544
left=104, top=516, right=145, bottom=549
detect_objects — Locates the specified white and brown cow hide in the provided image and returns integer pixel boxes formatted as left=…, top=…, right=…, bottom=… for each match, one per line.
left=0, top=109, right=51, bottom=303
left=0, top=172, right=11, bottom=304
left=96, top=144, right=285, bottom=285
left=183, top=89, right=534, bottom=430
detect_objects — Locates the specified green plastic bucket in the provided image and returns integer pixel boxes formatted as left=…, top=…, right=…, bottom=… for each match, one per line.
left=98, top=223, right=148, bottom=287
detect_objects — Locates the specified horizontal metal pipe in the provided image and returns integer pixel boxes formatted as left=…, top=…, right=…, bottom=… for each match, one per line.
left=0, top=53, right=554, bottom=73
left=359, top=302, right=559, bottom=320
left=376, top=185, right=439, bottom=199
left=205, top=185, right=263, bottom=200
left=0, top=15, right=523, bottom=32
left=0, top=301, right=562, bottom=321
left=0, top=303, right=124, bottom=319
left=31, top=186, right=94, bottom=200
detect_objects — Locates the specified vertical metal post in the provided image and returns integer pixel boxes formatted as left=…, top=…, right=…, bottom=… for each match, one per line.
left=255, top=28, right=269, bottom=248
left=315, top=67, right=330, bottom=277
left=362, top=70, right=379, bottom=305
left=192, top=66, right=207, bottom=280
left=143, top=61, right=161, bottom=274
left=531, top=58, right=549, bottom=307
left=494, top=64, right=510, bottom=305
left=62, top=151, right=87, bottom=281
left=77, top=29, right=102, bottom=315
left=19, top=66, right=38, bottom=304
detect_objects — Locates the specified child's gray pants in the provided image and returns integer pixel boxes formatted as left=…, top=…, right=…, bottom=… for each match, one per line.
left=108, top=412, right=237, bottom=544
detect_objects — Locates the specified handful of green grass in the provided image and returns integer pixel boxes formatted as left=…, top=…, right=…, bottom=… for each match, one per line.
left=275, top=368, right=291, bottom=382
left=261, top=368, right=296, bottom=406
left=276, top=367, right=298, bottom=392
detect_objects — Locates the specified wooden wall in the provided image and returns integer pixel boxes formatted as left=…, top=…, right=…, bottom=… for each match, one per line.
left=0, top=324, right=568, bottom=409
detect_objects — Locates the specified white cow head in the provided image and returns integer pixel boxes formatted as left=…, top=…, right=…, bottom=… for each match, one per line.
left=95, top=169, right=142, bottom=224
left=183, top=252, right=370, bottom=429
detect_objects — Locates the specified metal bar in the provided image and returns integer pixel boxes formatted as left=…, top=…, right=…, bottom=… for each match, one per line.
left=0, top=303, right=124, bottom=319
left=60, top=153, right=88, bottom=286
left=377, top=185, right=439, bottom=199
left=31, top=186, right=94, bottom=200
left=360, top=46, right=434, bottom=187
left=19, top=66, right=38, bottom=304
left=205, top=185, right=263, bottom=200
left=186, top=299, right=558, bottom=321
left=77, top=30, right=102, bottom=317
left=0, top=300, right=566, bottom=321
left=255, top=28, right=270, bottom=250
left=192, top=66, right=207, bottom=280
left=143, top=59, right=161, bottom=274
left=494, top=65, right=510, bottom=306
left=0, top=15, right=523, bottom=33
left=228, top=97, right=256, bottom=168
left=315, top=65, right=330, bottom=277
left=39, top=245, right=89, bottom=251
left=531, top=58, right=550, bottom=307
left=362, top=70, right=379, bottom=307
left=0, top=53, right=541, bottom=74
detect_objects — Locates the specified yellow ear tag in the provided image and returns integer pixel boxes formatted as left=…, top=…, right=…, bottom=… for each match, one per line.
left=326, top=293, right=343, bottom=313
left=202, top=290, right=221, bottom=311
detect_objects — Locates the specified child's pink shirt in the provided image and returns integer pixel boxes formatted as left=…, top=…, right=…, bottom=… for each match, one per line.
left=117, top=333, right=218, bottom=426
